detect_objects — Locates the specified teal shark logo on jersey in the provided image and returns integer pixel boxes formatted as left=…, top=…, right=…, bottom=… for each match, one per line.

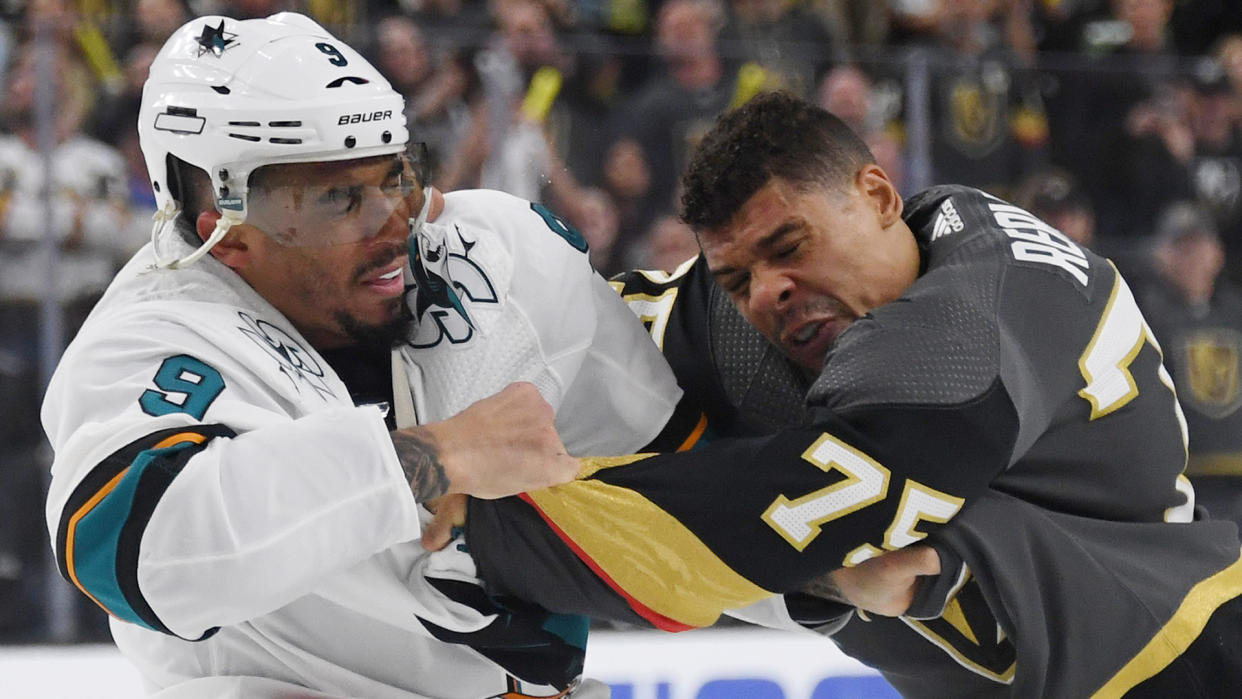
left=406, top=226, right=498, bottom=348
left=409, top=225, right=473, bottom=331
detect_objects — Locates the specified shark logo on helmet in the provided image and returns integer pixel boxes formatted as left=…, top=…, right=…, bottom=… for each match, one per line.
left=196, top=20, right=238, bottom=58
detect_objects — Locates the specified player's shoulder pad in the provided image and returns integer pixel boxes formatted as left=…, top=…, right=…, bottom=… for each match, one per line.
left=440, top=189, right=591, bottom=263
left=903, top=184, right=1006, bottom=241
left=610, top=254, right=703, bottom=297
left=66, top=289, right=348, bottom=411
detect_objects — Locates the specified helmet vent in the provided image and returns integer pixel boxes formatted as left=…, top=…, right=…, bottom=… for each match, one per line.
left=268, top=120, right=303, bottom=127
left=212, top=85, right=231, bottom=94
left=229, top=133, right=261, bottom=142
left=228, top=121, right=260, bottom=127
left=269, top=138, right=303, bottom=145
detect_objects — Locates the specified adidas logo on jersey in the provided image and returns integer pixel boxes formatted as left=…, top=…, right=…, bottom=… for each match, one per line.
left=933, top=197, right=963, bottom=240
left=932, top=198, right=965, bottom=240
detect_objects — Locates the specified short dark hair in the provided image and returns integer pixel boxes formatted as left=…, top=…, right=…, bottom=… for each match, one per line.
left=680, top=91, right=875, bottom=232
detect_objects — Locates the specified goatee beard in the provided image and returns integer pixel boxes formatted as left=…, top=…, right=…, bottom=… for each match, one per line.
left=336, top=300, right=413, bottom=351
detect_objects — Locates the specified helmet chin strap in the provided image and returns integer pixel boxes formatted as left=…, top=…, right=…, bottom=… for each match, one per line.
left=148, top=203, right=244, bottom=270
left=409, top=185, right=434, bottom=235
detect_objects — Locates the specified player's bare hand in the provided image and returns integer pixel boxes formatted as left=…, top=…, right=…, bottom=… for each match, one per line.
left=421, top=494, right=467, bottom=551
left=801, top=545, right=941, bottom=617
left=390, top=382, right=579, bottom=501
left=834, top=545, right=941, bottom=617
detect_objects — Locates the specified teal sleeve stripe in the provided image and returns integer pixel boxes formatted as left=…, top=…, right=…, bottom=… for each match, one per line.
left=72, top=441, right=199, bottom=629
left=541, top=612, right=589, bottom=650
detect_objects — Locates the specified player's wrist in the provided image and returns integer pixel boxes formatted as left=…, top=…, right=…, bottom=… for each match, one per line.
left=390, top=425, right=456, bottom=502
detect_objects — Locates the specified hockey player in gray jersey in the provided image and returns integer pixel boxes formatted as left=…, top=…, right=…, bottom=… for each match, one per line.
left=462, top=92, right=1242, bottom=697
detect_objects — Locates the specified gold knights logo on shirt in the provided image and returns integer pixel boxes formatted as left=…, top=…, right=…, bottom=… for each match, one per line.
left=1178, top=328, right=1242, bottom=419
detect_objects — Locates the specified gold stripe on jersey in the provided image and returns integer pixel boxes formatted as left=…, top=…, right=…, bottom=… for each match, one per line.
left=64, top=431, right=208, bottom=612
left=901, top=616, right=1018, bottom=684
left=526, top=474, right=772, bottom=628
left=1186, top=452, right=1242, bottom=477
left=576, top=453, right=654, bottom=479
left=1091, top=549, right=1242, bottom=698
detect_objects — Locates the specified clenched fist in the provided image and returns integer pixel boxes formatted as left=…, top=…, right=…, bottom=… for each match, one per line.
left=390, top=382, right=581, bottom=502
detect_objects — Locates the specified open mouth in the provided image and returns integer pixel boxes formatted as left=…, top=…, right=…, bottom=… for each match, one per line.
left=779, top=315, right=846, bottom=370
left=790, top=321, right=825, bottom=345
left=363, top=264, right=406, bottom=295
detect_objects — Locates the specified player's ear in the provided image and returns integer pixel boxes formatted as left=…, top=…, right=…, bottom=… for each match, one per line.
left=857, top=163, right=903, bottom=227
left=197, top=209, right=250, bottom=268
left=426, top=186, right=445, bottom=222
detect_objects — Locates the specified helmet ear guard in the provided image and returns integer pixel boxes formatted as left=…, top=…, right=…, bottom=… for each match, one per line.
left=139, top=12, right=409, bottom=268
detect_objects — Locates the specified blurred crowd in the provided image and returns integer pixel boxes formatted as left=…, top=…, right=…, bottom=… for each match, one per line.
left=4, top=0, right=1242, bottom=643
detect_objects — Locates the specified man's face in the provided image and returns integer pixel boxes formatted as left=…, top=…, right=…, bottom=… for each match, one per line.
left=701, top=171, right=918, bottom=371
left=235, top=154, right=420, bottom=350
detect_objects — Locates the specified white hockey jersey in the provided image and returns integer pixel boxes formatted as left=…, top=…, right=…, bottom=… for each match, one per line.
left=42, top=189, right=681, bottom=698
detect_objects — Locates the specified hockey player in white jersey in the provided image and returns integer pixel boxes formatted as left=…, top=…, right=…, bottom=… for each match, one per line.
left=41, top=13, right=685, bottom=698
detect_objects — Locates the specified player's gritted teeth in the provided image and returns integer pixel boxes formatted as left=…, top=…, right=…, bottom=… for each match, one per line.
left=360, top=259, right=407, bottom=296
left=779, top=312, right=851, bottom=369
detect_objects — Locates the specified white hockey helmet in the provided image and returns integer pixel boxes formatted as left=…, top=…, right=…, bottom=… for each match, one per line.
left=139, top=12, right=409, bottom=267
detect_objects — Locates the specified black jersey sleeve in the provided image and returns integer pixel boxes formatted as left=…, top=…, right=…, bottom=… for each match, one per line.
left=470, top=385, right=1015, bottom=629
left=467, top=255, right=1019, bottom=630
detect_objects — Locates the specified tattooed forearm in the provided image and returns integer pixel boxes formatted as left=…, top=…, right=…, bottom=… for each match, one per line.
left=800, top=571, right=848, bottom=604
left=390, top=428, right=450, bottom=502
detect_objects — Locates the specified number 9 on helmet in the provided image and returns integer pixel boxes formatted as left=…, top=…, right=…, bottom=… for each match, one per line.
left=138, top=12, right=409, bottom=267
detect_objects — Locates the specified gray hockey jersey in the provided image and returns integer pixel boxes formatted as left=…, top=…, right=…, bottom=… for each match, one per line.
left=467, top=185, right=1242, bottom=698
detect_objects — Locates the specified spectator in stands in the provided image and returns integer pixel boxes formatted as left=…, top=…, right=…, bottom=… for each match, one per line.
left=600, top=135, right=656, bottom=251
left=1064, top=0, right=1182, bottom=206
left=0, top=42, right=134, bottom=338
left=1092, top=76, right=1195, bottom=242
left=1216, top=33, right=1242, bottom=101
left=916, top=0, right=1049, bottom=196
left=1013, top=166, right=1097, bottom=249
left=132, top=0, right=190, bottom=45
left=1184, top=60, right=1242, bottom=286
left=372, top=15, right=487, bottom=190
left=0, top=36, right=136, bottom=643
left=1135, top=201, right=1242, bottom=528
left=474, top=0, right=571, bottom=198
left=633, top=213, right=700, bottom=273
left=718, top=0, right=841, bottom=97
left=573, top=186, right=623, bottom=274
left=407, top=0, right=494, bottom=57
left=817, top=63, right=907, bottom=194
left=811, top=0, right=890, bottom=48
left=1166, top=0, right=1242, bottom=56
left=610, top=0, right=746, bottom=228
left=12, top=0, right=98, bottom=142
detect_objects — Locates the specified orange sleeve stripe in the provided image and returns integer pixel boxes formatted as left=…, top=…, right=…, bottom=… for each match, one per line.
left=64, top=432, right=208, bottom=614
left=65, top=467, right=130, bottom=613
left=151, top=432, right=209, bottom=450
left=677, top=413, right=708, bottom=452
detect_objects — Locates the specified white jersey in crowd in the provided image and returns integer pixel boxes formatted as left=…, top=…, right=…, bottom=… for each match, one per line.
left=42, top=189, right=681, bottom=698
left=0, top=134, right=146, bottom=302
